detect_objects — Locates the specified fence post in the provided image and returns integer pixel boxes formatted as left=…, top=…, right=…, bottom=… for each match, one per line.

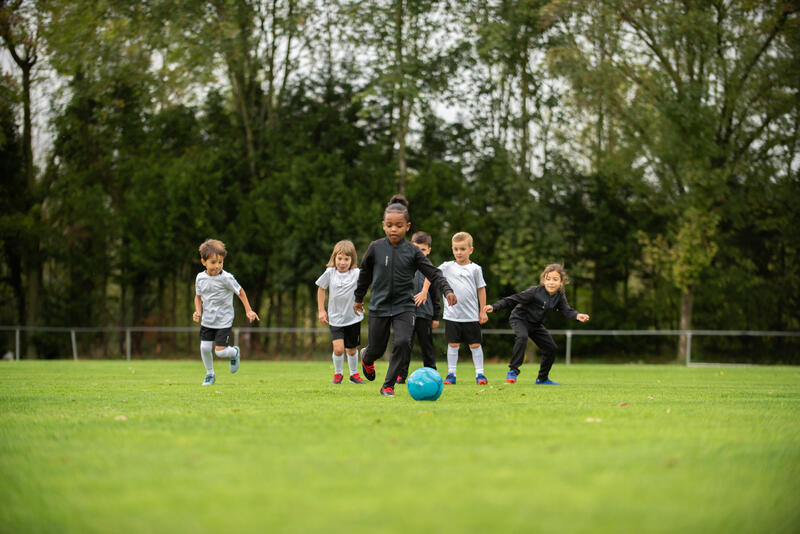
left=566, top=330, right=572, bottom=365
left=71, top=330, right=78, bottom=361
left=125, top=328, right=131, bottom=361
left=15, top=328, right=20, bottom=360
left=686, top=331, right=692, bottom=366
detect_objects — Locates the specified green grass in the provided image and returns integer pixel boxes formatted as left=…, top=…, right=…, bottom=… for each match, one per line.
left=0, top=361, right=798, bottom=534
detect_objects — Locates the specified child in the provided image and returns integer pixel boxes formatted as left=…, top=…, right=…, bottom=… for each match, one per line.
left=395, top=231, right=441, bottom=384
left=192, top=239, right=259, bottom=385
left=419, top=232, right=489, bottom=385
left=354, top=195, right=457, bottom=397
left=483, top=263, right=589, bottom=385
left=316, top=240, right=366, bottom=385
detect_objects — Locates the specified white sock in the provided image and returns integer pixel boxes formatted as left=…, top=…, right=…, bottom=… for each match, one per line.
left=447, top=345, right=459, bottom=375
left=200, top=341, right=214, bottom=374
left=347, top=351, right=358, bottom=375
left=332, top=352, right=344, bottom=374
left=215, top=346, right=236, bottom=358
left=471, top=346, right=485, bottom=375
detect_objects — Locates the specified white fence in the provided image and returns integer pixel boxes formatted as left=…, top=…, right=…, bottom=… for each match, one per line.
left=2, top=326, right=799, bottom=365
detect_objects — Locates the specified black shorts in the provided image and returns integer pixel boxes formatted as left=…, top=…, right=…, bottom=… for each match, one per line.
left=444, top=320, right=482, bottom=345
left=329, top=322, right=361, bottom=349
left=200, top=326, right=233, bottom=347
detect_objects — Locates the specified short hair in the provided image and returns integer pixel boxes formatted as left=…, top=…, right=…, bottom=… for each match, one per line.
left=326, top=240, right=358, bottom=270
left=199, top=239, right=227, bottom=260
left=540, top=263, right=570, bottom=292
left=384, top=194, right=409, bottom=222
left=451, top=231, right=473, bottom=247
left=411, top=231, right=432, bottom=246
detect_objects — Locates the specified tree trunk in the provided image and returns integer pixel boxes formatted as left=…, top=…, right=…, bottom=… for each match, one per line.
left=677, top=287, right=693, bottom=364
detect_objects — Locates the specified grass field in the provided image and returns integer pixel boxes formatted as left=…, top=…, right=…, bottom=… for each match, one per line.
left=1, top=360, right=798, bottom=534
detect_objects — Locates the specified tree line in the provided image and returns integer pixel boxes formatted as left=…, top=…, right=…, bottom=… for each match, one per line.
left=1, top=1, right=798, bottom=362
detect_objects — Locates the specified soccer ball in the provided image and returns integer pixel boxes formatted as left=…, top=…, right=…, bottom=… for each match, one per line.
left=407, top=367, right=443, bottom=401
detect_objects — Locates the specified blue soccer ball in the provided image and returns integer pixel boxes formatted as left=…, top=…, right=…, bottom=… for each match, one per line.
left=407, top=367, right=443, bottom=401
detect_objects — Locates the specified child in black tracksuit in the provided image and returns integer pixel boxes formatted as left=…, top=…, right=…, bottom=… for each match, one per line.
left=484, top=264, right=589, bottom=385
left=354, top=196, right=456, bottom=397
left=395, top=231, right=441, bottom=384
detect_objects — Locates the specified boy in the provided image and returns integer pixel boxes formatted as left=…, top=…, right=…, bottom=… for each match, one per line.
left=193, top=239, right=259, bottom=385
left=396, top=231, right=441, bottom=384
left=420, top=232, right=488, bottom=385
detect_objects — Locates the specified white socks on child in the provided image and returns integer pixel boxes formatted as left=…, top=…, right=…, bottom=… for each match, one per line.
left=215, top=346, right=237, bottom=358
left=470, top=346, right=485, bottom=375
left=332, top=352, right=344, bottom=375
left=447, top=345, right=459, bottom=375
left=347, top=352, right=358, bottom=375
left=200, top=341, right=214, bottom=374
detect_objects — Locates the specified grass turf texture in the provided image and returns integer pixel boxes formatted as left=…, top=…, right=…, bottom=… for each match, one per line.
left=1, top=361, right=798, bottom=534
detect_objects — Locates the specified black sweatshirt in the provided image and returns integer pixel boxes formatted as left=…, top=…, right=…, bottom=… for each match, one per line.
left=413, top=270, right=441, bottom=320
left=355, top=238, right=453, bottom=317
left=491, top=285, right=578, bottom=324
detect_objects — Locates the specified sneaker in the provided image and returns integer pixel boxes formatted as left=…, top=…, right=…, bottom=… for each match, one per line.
left=229, top=346, right=240, bottom=373
left=476, top=374, right=488, bottom=385
left=349, top=373, right=365, bottom=384
left=380, top=386, right=395, bottom=397
left=536, top=378, right=560, bottom=385
left=332, top=373, right=344, bottom=384
left=202, top=374, right=216, bottom=386
left=506, top=370, right=518, bottom=383
left=360, top=348, right=375, bottom=381
left=396, top=376, right=406, bottom=384
left=444, top=373, right=456, bottom=385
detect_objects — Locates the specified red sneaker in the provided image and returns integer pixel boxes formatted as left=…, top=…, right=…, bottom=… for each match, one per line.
left=380, top=386, right=395, bottom=396
left=349, top=373, right=365, bottom=384
left=332, top=373, right=344, bottom=384
left=360, top=348, right=376, bottom=381
left=396, top=375, right=406, bottom=384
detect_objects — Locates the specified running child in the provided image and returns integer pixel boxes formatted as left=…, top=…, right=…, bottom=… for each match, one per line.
left=193, top=239, right=259, bottom=386
left=316, top=240, right=366, bottom=385
left=354, top=195, right=457, bottom=397
left=483, top=263, right=589, bottom=384
left=419, top=231, right=489, bottom=385
left=395, top=231, right=441, bottom=384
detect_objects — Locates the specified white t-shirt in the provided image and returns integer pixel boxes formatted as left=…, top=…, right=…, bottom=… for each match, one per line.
left=439, top=261, right=486, bottom=322
left=315, top=267, right=364, bottom=327
left=195, top=270, right=242, bottom=328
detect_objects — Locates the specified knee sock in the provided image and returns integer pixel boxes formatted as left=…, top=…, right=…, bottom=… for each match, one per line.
left=470, top=346, right=485, bottom=375
left=447, top=345, right=459, bottom=375
left=332, top=352, right=344, bottom=375
left=347, top=351, right=358, bottom=375
left=215, top=346, right=236, bottom=358
left=200, top=341, right=214, bottom=374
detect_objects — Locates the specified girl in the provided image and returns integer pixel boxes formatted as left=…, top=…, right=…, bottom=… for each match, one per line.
left=483, top=264, right=589, bottom=385
left=316, top=240, right=366, bottom=384
left=354, top=195, right=457, bottom=397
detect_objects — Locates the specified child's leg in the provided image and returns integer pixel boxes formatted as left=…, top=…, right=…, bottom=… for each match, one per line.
left=446, top=344, right=459, bottom=375
left=416, top=318, right=437, bottom=370
left=331, top=338, right=345, bottom=375
left=529, top=325, right=558, bottom=381
left=363, top=316, right=392, bottom=365
left=383, top=311, right=415, bottom=389
left=200, top=340, right=214, bottom=375
left=469, top=344, right=484, bottom=376
left=346, top=348, right=358, bottom=375
left=508, top=318, right=530, bottom=375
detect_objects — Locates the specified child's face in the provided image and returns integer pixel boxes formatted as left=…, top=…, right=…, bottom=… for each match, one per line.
left=451, top=240, right=473, bottom=265
left=202, top=254, right=224, bottom=276
left=382, top=212, right=411, bottom=245
left=413, top=242, right=431, bottom=256
left=543, top=271, right=562, bottom=294
left=334, top=253, right=352, bottom=272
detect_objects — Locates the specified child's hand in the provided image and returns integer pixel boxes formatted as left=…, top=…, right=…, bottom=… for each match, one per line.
left=318, top=310, right=328, bottom=324
left=192, top=311, right=201, bottom=323
left=482, top=305, right=493, bottom=314
left=445, top=293, right=457, bottom=306
left=479, top=311, right=489, bottom=324
left=413, top=291, right=428, bottom=306
left=354, top=302, right=365, bottom=315
left=577, top=313, right=590, bottom=322
left=246, top=310, right=260, bottom=324
left=432, top=320, right=439, bottom=329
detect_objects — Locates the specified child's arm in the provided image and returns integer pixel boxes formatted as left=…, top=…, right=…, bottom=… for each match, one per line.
left=354, top=243, right=375, bottom=314
left=193, top=294, right=203, bottom=323
left=478, top=287, right=488, bottom=324
left=487, top=285, right=539, bottom=315
left=317, top=286, right=328, bottom=324
left=237, top=288, right=260, bottom=324
left=414, top=252, right=457, bottom=306
left=414, top=278, right=431, bottom=306
left=576, top=313, right=590, bottom=322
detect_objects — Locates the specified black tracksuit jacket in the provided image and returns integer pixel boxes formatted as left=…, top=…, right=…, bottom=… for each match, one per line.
left=354, top=238, right=453, bottom=317
left=491, top=285, right=578, bottom=324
